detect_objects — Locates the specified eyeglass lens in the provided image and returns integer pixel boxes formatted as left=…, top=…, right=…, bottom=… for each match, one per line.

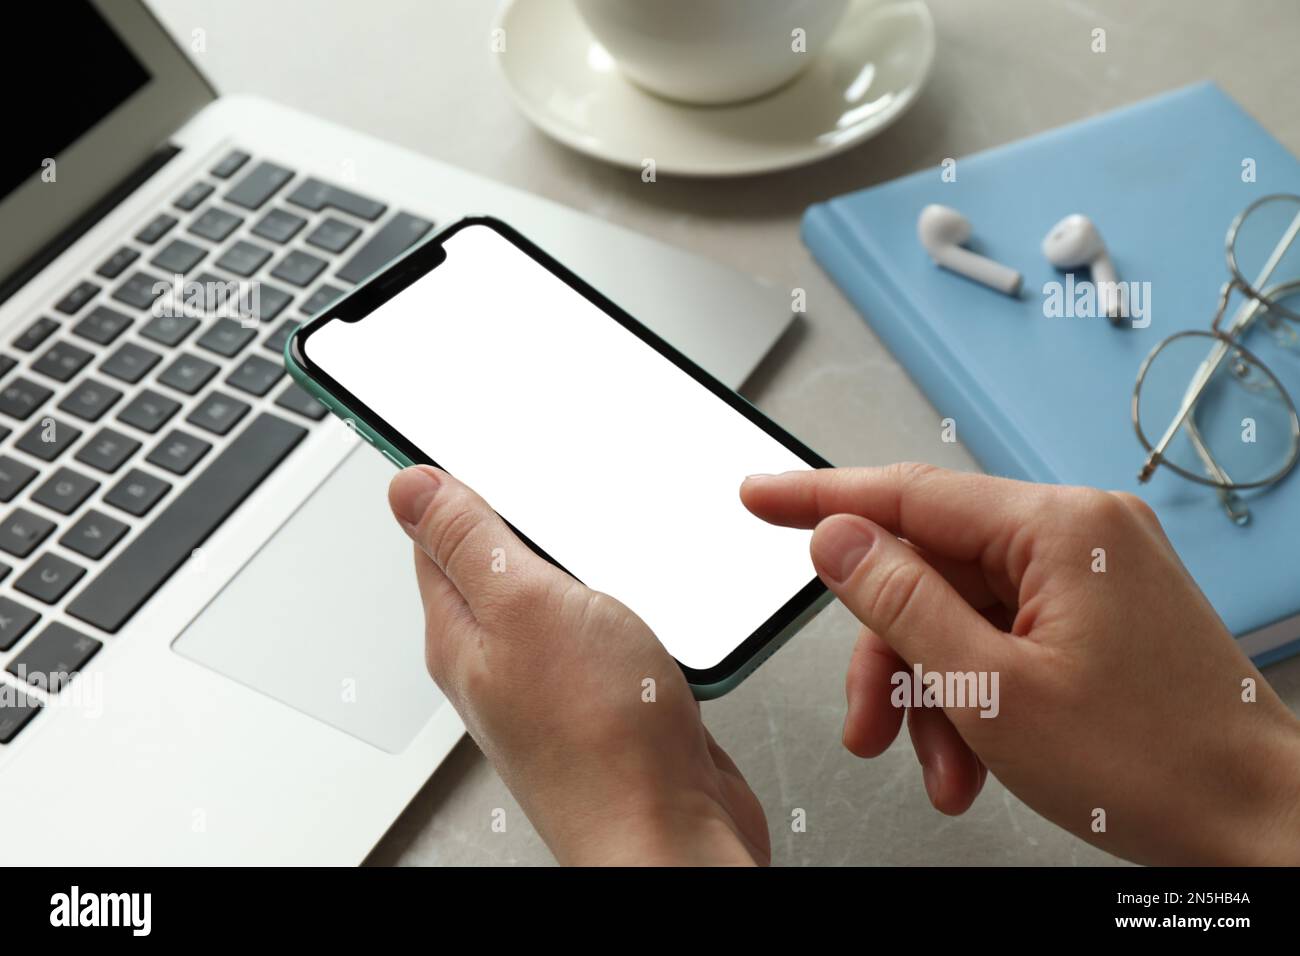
left=1137, top=330, right=1296, bottom=488
left=1228, top=194, right=1300, bottom=323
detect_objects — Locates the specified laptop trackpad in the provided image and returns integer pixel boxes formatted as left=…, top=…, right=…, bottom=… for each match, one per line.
left=173, top=445, right=444, bottom=754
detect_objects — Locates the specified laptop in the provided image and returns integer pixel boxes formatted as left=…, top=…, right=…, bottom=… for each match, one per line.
left=0, top=1, right=793, bottom=864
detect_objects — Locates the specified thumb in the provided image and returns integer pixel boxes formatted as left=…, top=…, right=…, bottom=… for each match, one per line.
left=388, top=465, right=557, bottom=621
left=811, top=515, right=1005, bottom=675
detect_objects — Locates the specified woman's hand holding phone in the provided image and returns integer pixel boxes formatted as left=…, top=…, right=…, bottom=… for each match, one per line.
left=389, top=460, right=1300, bottom=865
left=388, top=465, right=769, bottom=866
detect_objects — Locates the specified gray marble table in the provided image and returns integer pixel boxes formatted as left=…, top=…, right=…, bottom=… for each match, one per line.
left=148, top=0, right=1300, bottom=865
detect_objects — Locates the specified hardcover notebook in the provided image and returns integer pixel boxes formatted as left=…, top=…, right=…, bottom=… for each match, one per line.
left=803, top=81, right=1300, bottom=664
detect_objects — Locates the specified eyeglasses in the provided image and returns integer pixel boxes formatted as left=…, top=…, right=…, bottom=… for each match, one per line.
left=1132, top=193, right=1300, bottom=525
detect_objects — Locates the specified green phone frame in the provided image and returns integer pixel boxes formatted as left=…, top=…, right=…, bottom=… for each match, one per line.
left=283, top=216, right=832, bottom=699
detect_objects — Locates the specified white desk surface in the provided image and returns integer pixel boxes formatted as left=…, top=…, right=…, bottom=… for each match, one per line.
left=149, top=0, right=1300, bottom=866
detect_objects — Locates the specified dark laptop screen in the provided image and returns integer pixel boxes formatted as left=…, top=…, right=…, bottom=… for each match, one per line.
left=2, top=1, right=151, bottom=201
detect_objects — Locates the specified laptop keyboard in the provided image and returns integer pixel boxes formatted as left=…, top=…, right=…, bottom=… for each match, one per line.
left=0, top=148, right=434, bottom=744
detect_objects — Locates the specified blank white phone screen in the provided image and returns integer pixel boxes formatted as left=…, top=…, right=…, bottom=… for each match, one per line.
left=305, top=224, right=815, bottom=671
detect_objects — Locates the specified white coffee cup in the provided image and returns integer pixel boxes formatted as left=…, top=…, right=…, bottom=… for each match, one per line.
left=572, top=0, right=851, bottom=106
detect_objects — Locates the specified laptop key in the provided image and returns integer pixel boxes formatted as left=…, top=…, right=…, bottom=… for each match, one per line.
left=195, top=318, right=256, bottom=358
left=215, top=240, right=273, bottom=277
left=0, top=355, right=16, bottom=380
left=13, top=317, right=59, bottom=352
left=151, top=238, right=208, bottom=275
left=337, top=212, right=433, bottom=284
left=96, top=246, right=140, bottom=280
left=104, top=468, right=171, bottom=518
left=286, top=178, right=386, bottom=221
left=69, top=413, right=307, bottom=633
left=116, top=389, right=181, bottom=434
left=111, top=271, right=167, bottom=310
left=185, top=271, right=244, bottom=317
left=14, top=555, right=88, bottom=607
left=262, top=318, right=297, bottom=354
left=189, top=206, right=244, bottom=243
left=15, top=417, right=81, bottom=462
left=158, top=353, right=219, bottom=395
left=0, top=456, right=39, bottom=501
left=7, top=621, right=100, bottom=692
left=135, top=214, right=178, bottom=245
left=72, top=305, right=133, bottom=346
left=305, top=217, right=361, bottom=254
left=31, top=466, right=99, bottom=514
left=271, top=250, right=327, bottom=288
left=211, top=150, right=250, bottom=179
left=32, top=341, right=94, bottom=383
left=0, top=686, right=40, bottom=743
left=55, top=280, right=100, bottom=315
left=226, top=161, right=294, bottom=210
left=175, top=181, right=215, bottom=211
left=251, top=282, right=292, bottom=322
left=301, top=283, right=345, bottom=317
left=227, top=354, right=284, bottom=397
left=58, top=379, right=123, bottom=422
left=192, top=273, right=287, bottom=323
left=146, top=429, right=211, bottom=475
left=74, top=428, right=141, bottom=475
left=252, top=208, right=307, bottom=244
left=0, top=596, right=41, bottom=652
left=274, top=382, right=328, bottom=421
left=0, top=509, right=56, bottom=559
left=187, top=391, right=250, bottom=436
left=101, top=342, right=162, bottom=384
left=61, top=510, right=129, bottom=561
left=0, top=377, right=55, bottom=420
left=140, top=313, right=200, bottom=347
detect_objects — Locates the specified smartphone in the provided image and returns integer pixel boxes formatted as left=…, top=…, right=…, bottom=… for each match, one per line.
left=286, top=217, right=831, bottom=698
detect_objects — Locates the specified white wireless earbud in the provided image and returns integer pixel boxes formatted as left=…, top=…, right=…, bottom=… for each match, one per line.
left=1042, top=214, right=1124, bottom=319
left=917, top=204, right=1023, bottom=296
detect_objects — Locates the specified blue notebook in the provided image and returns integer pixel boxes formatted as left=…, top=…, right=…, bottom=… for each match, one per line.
left=802, top=82, right=1300, bottom=664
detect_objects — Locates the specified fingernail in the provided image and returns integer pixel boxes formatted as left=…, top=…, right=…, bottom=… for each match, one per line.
left=391, top=467, right=441, bottom=531
left=813, top=519, right=877, bottom=585
left=745, top=470, right=804, bottom=482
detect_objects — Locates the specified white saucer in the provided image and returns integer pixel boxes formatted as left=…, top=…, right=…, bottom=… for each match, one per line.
left=493, top=0, right=936, bottom=177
